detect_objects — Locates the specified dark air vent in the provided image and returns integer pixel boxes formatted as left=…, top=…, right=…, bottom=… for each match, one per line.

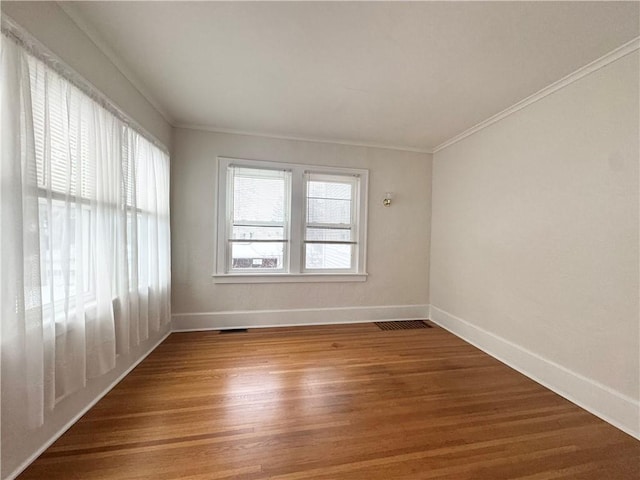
left=375, top=320, right=432, bottom=331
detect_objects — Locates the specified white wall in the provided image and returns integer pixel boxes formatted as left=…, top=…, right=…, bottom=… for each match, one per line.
left=171, top=128, right=431, bottom=328
left=1, top=3, right=173, bottom=479
left=430, top=51, right=639, bottom=436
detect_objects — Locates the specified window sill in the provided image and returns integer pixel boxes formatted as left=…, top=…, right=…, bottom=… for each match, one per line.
left=212, top=273, right=368, bottom=284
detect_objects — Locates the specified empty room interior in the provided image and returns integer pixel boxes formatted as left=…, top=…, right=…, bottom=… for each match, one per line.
left=1, top=1, right=639, bottom=479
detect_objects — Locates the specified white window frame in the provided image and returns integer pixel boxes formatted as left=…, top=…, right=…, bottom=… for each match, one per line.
left=303, top=171, right=360, bottom=274
left=214, top=157, right=368, bottom=283
left=224, top=163, right=291, bottom=274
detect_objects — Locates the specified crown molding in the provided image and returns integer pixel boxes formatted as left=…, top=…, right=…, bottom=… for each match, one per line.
left=173, top=123, right=434, bottom=154
left=433, top=36, right=640, bottom=154
left=57, top=1, right=175, bottom=125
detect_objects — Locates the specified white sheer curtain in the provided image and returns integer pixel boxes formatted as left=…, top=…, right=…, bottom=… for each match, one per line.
left=1, top=17, right=171, bottom=447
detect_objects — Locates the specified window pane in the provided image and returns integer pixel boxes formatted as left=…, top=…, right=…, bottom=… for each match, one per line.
left=232, top=167, right=287, bottom=223
left=39, top=198, right=79, bottom=305
left=305, top=227, right=352, bottom=242
left=305, top=243, right=352, bottom=270
left=308, top=181, right=352, bottom=200
left=307, top=198, right=351, bottom=224
left=232, top=226, right=284, bottom=241
left=231, top=242, right=285, bottom=270
left=31, top=66, right=95, bottom=200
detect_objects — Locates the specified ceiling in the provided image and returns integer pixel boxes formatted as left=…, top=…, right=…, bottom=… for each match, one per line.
left=61, top=1, right=639, bottom=152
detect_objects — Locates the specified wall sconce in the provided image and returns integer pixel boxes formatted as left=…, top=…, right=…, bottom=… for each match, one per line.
left=383, top=192, right=393, bottom=207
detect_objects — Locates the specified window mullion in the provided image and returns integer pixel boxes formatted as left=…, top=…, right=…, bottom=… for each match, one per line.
left=219, top=159, right=233, bottom=273
left=289, top=167, right=304, bottom=274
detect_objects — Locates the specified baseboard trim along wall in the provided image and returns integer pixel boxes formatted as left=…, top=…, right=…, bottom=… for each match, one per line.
left=429, top=305, right=640, bottom=440
left=172, top=304, right=431, bottom=331
left=6, top=328, right=172, bottom=480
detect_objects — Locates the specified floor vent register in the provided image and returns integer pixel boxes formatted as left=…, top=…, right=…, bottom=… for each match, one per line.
left=375, top=320, right=433, bottom=331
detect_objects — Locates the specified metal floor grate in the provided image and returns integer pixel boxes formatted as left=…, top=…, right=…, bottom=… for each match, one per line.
left=375, top=320, right=432, bottom=331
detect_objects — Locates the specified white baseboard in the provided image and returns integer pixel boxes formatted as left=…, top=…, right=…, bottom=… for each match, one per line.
left=429, top=305, right=640, bottom=440
left=6, top=327, right=172, bottom=480
left=172, top=304, right=430, bottom=332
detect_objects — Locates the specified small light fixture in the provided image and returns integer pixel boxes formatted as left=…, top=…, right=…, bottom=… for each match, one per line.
left=383, top=192, right=393, bottom=207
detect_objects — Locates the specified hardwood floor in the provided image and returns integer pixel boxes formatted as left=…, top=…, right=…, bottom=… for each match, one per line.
left=19, top=323, right=639, bottom=479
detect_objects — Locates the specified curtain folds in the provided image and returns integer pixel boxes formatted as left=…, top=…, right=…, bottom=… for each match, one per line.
left=1, top=18, right=171, bottom=449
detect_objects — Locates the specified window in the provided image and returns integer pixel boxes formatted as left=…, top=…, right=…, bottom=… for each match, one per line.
left=28, top=67, right=166, bottom=314
left=29, top=66, right=98, bottom=311
left=304, top=173, right=358, bottom=271
left=215, top=157, right=368, bottom=282
left=228, top=166, right=290, bottom=272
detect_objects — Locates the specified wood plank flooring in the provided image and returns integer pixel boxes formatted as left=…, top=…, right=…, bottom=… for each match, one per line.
left=18, top=323, right=640, bottom=479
